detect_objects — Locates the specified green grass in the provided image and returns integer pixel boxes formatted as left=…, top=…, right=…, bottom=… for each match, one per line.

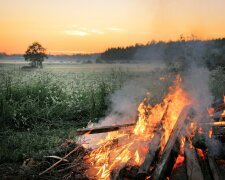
left=4, top=64, right=224, bottom=165
left=209, top=66, right=225, bottom=100
left=0, top=66, right=174, bottom=164
left=0, top=68, right=128, bottom=130
left=1, top=65, right=171, bottom=163
left=0, top=123, right=78, bottom=162
left=0, top=67, right=134, bottom=163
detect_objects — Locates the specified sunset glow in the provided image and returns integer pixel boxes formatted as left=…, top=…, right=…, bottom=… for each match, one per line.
left=1, top=0, right=225, bottom=54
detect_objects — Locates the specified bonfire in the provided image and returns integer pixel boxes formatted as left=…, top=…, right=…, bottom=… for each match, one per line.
left=39, top=75, right=225, bottom=180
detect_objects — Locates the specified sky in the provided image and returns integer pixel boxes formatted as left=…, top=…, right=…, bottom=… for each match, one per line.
left=1, top=0, right=225, bottom=54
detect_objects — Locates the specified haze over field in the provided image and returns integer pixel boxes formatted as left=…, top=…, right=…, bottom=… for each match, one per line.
left=1, top=0, right=225, bottom=55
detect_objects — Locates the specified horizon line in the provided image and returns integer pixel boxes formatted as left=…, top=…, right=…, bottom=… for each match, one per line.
left=1, top=36, right=225, bottom=56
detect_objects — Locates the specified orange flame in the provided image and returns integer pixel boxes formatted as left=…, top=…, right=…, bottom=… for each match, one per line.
left=160, top=76, right=166, bottom=81
left=173, top=155, right=185, bottom=169
left=222, top=96, right=225, bottom=116
left=135, top=150, right=140, bottom=164
left=209, top=128, right=213, bottom=138
left=85, top=75, right=191, bottom=179
left=196, top=148, right=205, bottom=160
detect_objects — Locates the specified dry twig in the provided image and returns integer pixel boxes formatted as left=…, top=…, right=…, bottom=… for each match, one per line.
left=39, top=144, right=83, bottom=176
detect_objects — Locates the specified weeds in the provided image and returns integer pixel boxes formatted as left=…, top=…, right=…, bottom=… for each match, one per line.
left=0, top=69, right=127, bottom=130
left=209, top=66, right=225, bottom=100
left=2, top=65, right=223, bottom=164
left=0, top=67, right=133, bottom=162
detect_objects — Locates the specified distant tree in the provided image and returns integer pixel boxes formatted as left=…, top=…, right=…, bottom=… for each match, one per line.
left=0, top=52, right=7, bottom=59
left=24, top=42, right=48, bottom=68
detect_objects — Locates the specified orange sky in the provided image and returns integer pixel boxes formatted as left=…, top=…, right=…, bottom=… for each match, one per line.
left=1, top=0, right=225, bottom=54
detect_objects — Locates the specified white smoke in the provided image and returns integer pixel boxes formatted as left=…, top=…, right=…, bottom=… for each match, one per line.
left=90, top=76, right=157, bottom=128
left=183, top=65, right=213, bottom=122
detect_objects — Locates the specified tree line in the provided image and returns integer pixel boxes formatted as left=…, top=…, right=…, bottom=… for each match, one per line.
left=98, top=38, right=225, bottom=71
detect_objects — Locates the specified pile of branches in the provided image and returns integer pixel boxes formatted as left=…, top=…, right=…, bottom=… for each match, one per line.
left=18, top=140, right=90, bottom=180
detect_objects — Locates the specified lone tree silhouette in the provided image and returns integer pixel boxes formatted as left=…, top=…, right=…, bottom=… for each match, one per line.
left=24, top=42, right=48, bottom=68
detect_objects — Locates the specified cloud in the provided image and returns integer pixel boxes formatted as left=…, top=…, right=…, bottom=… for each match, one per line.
left=64, top=30, right=89, bottom=36
left=64, top=26, right=126, bottom=36
left=90, top=29, right=104, bottom=35
left=65, top=26, right=104, bottom=36
left=106, top=27, right=126, bottom=32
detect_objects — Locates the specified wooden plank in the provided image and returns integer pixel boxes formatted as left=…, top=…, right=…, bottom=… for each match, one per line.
left=184, top=145, right=204, bottom=180
left=209, top=111, right=225, bottom=119
left=137, top=103, right=170, bottom=178
left=137, top=132, right=161, bottom=179
left=151, top=105, right=191, bottom=180
left=201, top=121, right=225, bottom=127
left=207, top=156, right=223, bottom=180
left=76, top=123, right=136, bottom=135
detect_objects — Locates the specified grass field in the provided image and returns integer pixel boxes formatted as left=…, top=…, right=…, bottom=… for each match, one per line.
left=0, top=62, right=224, bottom=169
left=0, top=63, right=169, bottom=164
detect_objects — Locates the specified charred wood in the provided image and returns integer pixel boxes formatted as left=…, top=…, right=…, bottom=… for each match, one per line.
left=207, top=156, right=223, bottom=180
left=151, top=105, right=191, bottom=180
left=210, top=111, right=225, bottom=120
left=196, top=149, right=213, bottom=180
left=75, top=114, right=225, bottom=137
left=137, top=132, right=161, bottom=179
left=137, top=102, right=170, bottom=179
left=192, top=134, right=207, bottom=150
left=111, top=165, right=139, bottom=180
left=76, top=123, right=136, bottom=135
left=184, top=145, right=204, bottom=180
left=201, top=121, right=225, bottom=127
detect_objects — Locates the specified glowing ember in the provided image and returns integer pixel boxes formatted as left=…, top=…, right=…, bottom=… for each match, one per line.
left=173, top=135, right=186, bottom=170
left=160, top=76, right=166, bottom=81
left=209, top=128, right=213, bottom=138
left=222, top=96, right=225, bottom=116
left=207, top=107, right=215, bottom=116
left=84, top=75, right=191, bottom=179
left=173, top=155, right=185, bottom=169
left=198, top=127, right=203, bottom=134
left=196, top=148, right=205, bottom=160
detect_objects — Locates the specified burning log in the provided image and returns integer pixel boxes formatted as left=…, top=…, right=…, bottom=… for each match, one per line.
left=76, top=123, right=136, bottom=135
left=211, top=126, right=225, bottom=135
left=137, top=132, right=161, bottom=178
left=201, top=121, right=225, bottom=127
left=207, top=156, right=223, bottom=180
left=151, top=105, right=191, bottom=180
left=210, top=111, right=225, bottom=120
left=213, top=101, right=225, bottom=113
left=112, top=165, right=139, bottom=179
left=192, top=134, right=207, bottom=150
left=196, top=148, right=213, bottom=180
left=137, top=102, right=170, bottom=178
left=184, top=144, right=204, bottom=180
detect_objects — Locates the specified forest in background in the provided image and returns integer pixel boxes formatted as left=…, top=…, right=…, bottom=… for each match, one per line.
left=98, top=38, right=225, bottom=70
left=1, top=38, right=225, bottom=71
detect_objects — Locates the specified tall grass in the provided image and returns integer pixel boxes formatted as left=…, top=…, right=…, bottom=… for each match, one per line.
left=209, top=66, right=225, bottom=101
left=0, top=67, right=136, bottom=162
left=0, top=69, right=129, bottom=130
left=4, top=65, right=220, bottom=163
